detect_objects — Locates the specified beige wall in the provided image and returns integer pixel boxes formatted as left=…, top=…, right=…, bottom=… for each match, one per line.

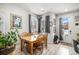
left=0, top=4, right=57, bottom=43
left=0, top=4, right=30, bottom=34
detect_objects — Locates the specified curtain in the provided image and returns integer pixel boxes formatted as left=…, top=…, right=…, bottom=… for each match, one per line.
left=45, top=15, right=50, bottom=33
left=37, top=15, right=42, bottom=33
left=29, top=14, right=31, bottom=33
left=59, top=18, right=63, bottom=40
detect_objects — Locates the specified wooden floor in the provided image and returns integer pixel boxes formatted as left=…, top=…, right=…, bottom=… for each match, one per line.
left=9, top=40, right=78, bottom=55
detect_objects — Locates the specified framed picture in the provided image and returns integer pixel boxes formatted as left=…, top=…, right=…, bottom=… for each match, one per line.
left=10, top=14, right=22, bottom=29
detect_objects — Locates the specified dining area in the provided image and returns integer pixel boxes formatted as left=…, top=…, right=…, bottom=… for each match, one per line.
left=20, top=32, right=48, bottom=55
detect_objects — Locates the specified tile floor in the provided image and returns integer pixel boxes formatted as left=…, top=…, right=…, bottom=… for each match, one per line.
left=9, top=39, right=78, bottom=55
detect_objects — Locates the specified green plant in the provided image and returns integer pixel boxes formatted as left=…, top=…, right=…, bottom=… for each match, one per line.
left=5, top=31, right=17, bottom=46
left=0, top=32, right=5, bottom=48
left=0, top=29, right=19, bottom=48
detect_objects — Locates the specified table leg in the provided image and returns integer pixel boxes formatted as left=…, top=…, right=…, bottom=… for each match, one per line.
left=21, top=39, right=24, bottom=51
left=45, top=39, right=47, bottom=48
left=29, top=42, right=33, bottom=55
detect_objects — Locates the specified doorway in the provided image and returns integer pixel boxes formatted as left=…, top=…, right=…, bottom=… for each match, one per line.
left=59, top=16, right=73, bottom=44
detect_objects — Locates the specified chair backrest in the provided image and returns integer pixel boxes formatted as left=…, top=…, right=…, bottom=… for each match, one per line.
left=34, top=35, right=44, bottom=47
left=21, top=32, right=30, bottom=37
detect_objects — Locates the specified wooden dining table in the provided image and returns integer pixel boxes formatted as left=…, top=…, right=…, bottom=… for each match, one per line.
left=20, top=34, right=48, bottom=55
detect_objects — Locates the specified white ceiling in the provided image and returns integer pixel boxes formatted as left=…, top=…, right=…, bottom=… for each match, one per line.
left=15, top=3, right=79, bottom=15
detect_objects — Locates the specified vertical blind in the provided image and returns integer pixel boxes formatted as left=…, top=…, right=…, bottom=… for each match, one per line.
left=45, top=15, right=50, bottom=33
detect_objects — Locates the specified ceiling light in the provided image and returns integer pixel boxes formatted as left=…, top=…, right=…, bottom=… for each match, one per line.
left=64, top=9, right=68, bottom=12
left=41, top=8, right=45, bottom=11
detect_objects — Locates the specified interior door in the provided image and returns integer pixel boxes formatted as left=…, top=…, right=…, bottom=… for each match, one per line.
left=59, top=16, right=73, bottom=44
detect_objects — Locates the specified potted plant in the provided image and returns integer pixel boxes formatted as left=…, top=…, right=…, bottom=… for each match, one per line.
left=0, top=29, right=19, bottom=55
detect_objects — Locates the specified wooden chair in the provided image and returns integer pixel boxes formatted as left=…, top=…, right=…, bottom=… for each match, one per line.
left=21, top=32, right=30, bottom=37
left=20, top=32, right=31, bottom=52
left=33, top=35, right=45, bottom=54
left=21, top=32, right=31, bottom=45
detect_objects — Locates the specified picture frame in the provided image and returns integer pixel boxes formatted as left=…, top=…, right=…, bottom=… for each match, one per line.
left=10, top=14, right=22, bottom=29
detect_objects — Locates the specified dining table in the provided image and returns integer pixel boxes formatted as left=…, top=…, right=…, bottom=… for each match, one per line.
left=20, top=34, right=48, bottom=55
